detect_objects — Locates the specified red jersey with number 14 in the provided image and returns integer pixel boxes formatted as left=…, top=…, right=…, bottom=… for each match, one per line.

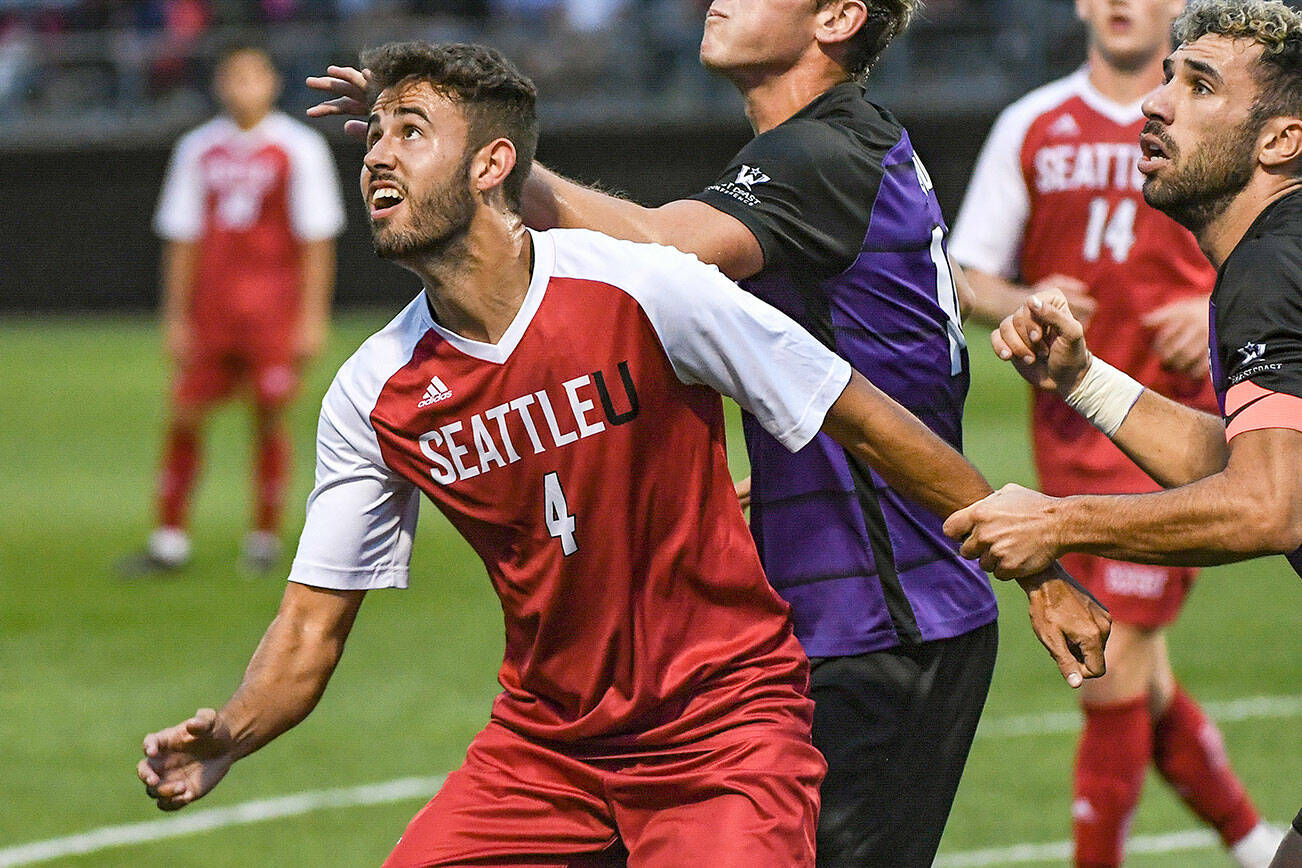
left=951, top=69, right=1217, bottom=496
left=288, top=229, right=852, bottom=749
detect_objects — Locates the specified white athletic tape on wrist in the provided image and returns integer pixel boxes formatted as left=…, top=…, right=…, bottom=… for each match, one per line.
left=1063, top=356, right=1144, bottom=437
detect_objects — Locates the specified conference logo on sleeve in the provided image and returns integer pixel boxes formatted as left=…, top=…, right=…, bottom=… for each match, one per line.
left=734, top=165, right=770, bottom=190
left=1229, top=341, right=1281, bottom=384
left=704, top=164, right=770, bottom=208
left=1236, top=342, right=1267, bottom=366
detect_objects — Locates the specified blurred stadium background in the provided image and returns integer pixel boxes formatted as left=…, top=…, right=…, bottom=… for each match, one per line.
left=1, top=1, right=1299, bottom=865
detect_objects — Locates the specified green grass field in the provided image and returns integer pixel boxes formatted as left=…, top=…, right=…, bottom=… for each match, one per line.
left=0, top=313, right=1297, bottom=866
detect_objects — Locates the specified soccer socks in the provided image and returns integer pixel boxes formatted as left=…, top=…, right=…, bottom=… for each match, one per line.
left=1153, top=686, right=1260, bottom=848
left=1073, top=696, right=1152, bottom=868
left=254, top=424, right=290, bottom=533
left=157, top=424, right=200, bottom=530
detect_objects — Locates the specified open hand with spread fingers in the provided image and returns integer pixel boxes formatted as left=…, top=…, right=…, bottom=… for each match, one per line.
left=305, top=65, right=371, bottom=139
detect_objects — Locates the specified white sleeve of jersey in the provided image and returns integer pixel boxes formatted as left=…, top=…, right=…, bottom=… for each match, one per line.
left=948, top=105, right=1033, bottom=279
left=153, top=131, right=206, bottom=242
left=288, top=359, right=420, bottom=591
left=555, top=232, right=851, bottom=453
left=287, top=127, right=346, bottom=241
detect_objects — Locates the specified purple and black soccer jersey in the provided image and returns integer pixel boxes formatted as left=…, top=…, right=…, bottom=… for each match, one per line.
left=691, top=82, right=997, bottom=656
left=1206, top=190, right=1302, bottom=580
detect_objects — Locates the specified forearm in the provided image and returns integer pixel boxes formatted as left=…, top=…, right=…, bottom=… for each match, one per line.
left=823, top=371, right=993, bottom=517
left=1054, top=458, right=1299, bottom=565
left=216, top=585, right=361, bottom=760
left=963, top=269, right=1030, bottom=329
left=298, top=240, right=336, bottom=331
left=160, top=241, right=198, bottom=322
left=1108, top=388, right=1229, bottom=486
left=522, top=164, right=656, bottom=240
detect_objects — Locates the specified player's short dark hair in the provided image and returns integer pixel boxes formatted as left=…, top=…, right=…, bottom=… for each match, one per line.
left=817, top=0, right=920, bottom=81
left=216, top=40, right=276, bottom=68
left=361, top=41, right=539, bottom=210
left=1174, top=0, right=1302, bottom=133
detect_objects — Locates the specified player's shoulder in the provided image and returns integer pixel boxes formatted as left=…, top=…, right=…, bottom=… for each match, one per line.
left=547, top=227, right=725, bottom=290
left=990, top=70, right=1088, bottom=139
left=328, top=295, right=433, bottom=412
left=172, top=116, right=234, bottom=156
left=261, top=111, right=334, bottom=152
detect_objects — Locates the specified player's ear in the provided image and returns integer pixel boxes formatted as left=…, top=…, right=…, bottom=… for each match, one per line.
left=1257, top=115, right=1302, bottom=174
left=815, top=0, right=868, bottom=48
left=471, top=137, right=518, bottom=200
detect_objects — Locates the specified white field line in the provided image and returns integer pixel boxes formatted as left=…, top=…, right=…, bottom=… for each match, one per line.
left=1, top=694, right=1297, bottom=867
left=0, top=775, right=444, bottom=868
left=934, top=829, right=1218, bottom=867
left=975, top=692, right=1302, bottom=739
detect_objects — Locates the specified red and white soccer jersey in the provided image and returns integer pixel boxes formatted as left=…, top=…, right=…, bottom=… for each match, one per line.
left=154, top=111, right=345, bottom=349
left=289, top=228, right=852, bottom=749
left=951, top=67, right=1218, bottom=498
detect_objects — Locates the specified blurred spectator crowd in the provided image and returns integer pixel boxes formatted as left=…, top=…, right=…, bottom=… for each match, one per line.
left=0, top=0, right=1088, bottom=143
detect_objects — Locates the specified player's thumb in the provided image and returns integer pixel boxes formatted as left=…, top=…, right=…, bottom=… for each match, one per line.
left=185, top=708, right=219, bottom=737
left=941, top=506, right=973, bottom=540
left=1029, top=294, right=1083, bottom=340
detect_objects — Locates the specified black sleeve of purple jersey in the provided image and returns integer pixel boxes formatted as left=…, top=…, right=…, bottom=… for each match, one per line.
left=688, top=120, right=884, bottom=276
left=1214, top=234, right=1302, bottom=399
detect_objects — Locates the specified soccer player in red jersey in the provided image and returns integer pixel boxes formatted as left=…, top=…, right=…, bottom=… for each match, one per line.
left=950, top=1, right=1279, bottom=864
left=124, top=44, right=345, bottom=575
left=139, top=42, right=1106, bottom=865
left=947, top=2, right=1302, bottom=864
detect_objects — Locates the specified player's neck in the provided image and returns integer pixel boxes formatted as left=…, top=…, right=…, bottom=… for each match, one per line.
left=735, top=61, right=850, bottom=134
left=1086, top=49, right=1165, bottom=106
left=1198, top=178, right=1302, bottom=269
left=413, top=214, right=534, bottom=345
left=229, top=109, right=272, bottom=131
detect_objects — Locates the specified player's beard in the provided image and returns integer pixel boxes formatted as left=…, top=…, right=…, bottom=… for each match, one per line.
left=1142, top=116, right=1257, bottom=235
left=370, top=152, right=476, bottom=262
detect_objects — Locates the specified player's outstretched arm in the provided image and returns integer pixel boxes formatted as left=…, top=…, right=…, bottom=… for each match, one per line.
left=996, top=290, right=1228, bottom=487
left=521, top=165, right=766, bottom=281
left=946, top=426, right=1302, bottom=573
left=822, top=369, right=1109, bottom=686
left=963, top=267, right=1096, bottom=330
left=138, top=582, right=366, bottom=810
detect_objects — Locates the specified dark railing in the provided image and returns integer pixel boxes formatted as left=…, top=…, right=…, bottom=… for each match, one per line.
left=0, top=0, right=1086, bottom=146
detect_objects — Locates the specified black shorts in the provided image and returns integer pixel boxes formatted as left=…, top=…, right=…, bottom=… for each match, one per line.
left=1294, top=806, right=1302, bottom=835
left=810, top=620, right=998, bottom=868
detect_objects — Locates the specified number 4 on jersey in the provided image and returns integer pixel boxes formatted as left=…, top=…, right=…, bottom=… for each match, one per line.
left=543, top=471, right=578, bottom=555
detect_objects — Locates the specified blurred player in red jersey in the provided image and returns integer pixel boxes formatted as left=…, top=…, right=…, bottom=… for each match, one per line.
left=137, top=42, right=1107, bottom=866
left=950, top=0, right=1279, bottom=864
left=123, top=44, right=345, bottom=575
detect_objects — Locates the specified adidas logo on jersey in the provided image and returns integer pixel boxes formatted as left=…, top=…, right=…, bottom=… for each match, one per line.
left=418, top=376, right=453, bottom=408
left=1048, top=113, right=1081, bottom=138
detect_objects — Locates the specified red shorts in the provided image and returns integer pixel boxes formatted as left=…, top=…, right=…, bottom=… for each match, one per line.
left=173, top=340, right=298, bottom=409
left=1059, top=552, right=1196, bottom=628
left=382, top=719, right=826, bottom=867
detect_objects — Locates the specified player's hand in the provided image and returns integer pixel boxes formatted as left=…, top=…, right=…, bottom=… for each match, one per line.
left=992, top=290, right=1092, bottom=396
left=137, top=708, right=238, bottom=811
left=164, top=316, right=194, bottom=364
left=943, top=483, right=1063, bottom=578
left=1143, top=296, right=1210, bottom=379
left=734, top=475, right=751, bottom=512
left=1031, top=274, right=1096, bottom=327
left=305, top=66, right=371, bottom=140
left=1017, top=563, right=1111, bottom=688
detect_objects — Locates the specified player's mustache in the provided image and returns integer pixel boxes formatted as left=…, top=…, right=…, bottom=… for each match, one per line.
left=1141, top=120, right=1177, bottom=157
